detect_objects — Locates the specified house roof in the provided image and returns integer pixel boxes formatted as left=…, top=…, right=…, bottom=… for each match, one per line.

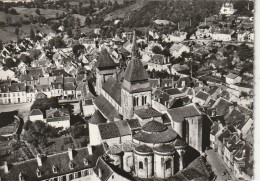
left=167, top=104, right=203, bottom=123
left=102, top=77, right=121, bottom=105
left=163, top=88, right=182, bottom=95
left=134, top=144, right=153, bottom=154
left=126, top=119, right=141, bottom=130
left=88, top=110, right=107, bottom=125
left=95, top=48, right=117, bottom=69
left=154, top=144, right=175, bottom=154
left=123, top=56, right=149, bottom=82
left=94, top=95, right=120, bottom=122
left=0, top=146, right=104, bottom=181
left=134, top=107, right=162, bottom=119
left=212, top=97, right=232, bottom=116
left=63, top=83, right=75, bottom=91
left=195, top=91, right=210, bottom=101
left=142, top=120, right=167, bottom=133
left=114, top=120, right=131, bottom=137
left=133, top=125, right=178, bottom=144
left=93, top=157, right=113, bottom=181
left=226, top=73, right=239, bottom=79
left=98, top=123, right=121, bottom=140
left=30, top=109, right=43, bottom=116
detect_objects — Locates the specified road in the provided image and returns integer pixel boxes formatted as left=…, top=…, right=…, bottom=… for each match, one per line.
left=206, top=149, right=233, bottom=181
left=0, top=102, right=32, bottom=121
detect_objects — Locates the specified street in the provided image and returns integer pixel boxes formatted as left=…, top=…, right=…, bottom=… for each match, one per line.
left=206, top=149, right=233, bottom=181
left=0, top=102, right=32, bottom=121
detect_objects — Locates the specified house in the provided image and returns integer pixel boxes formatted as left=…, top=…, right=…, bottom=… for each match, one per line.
left=29, top=109, right=44, bottom=122
left=147, top=54, right=171, bottom=73
left=0, top=83, right=27, bottom=104
left=93, top=157, right=132, bottom=181
left=219, top=3, right=236, bottom=15
left=46, top=108, right=70, bottom=129
left=192, top=91, right=211, bottom=106
left=0, top=146, right=104, bottom=181
left=169, top=44, right=190, bottom=58
left=212, top=29, right=234, bottom=41
left=226, top=73, right=242, bottom=85
left=163, top=31, right=187, bottom=43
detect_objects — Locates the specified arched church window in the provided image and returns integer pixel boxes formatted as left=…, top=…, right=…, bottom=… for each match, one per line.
left=165, top=159, right=171, bottom=169
left=142, top=96, right=144, bottom=105
left=144, top=96, right=147, bottom=104
left=133, top=97, right=136, bottom=106
left=136, top=97, right=139, bottom=106
left=139, top=161, right=143, bottom=169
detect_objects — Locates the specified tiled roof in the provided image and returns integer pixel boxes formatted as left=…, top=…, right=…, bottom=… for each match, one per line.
left=126, top=119, right=141, bottom=130
left=46, top=108, right=70, bottom=118
left=94, top=95, right=120, bottom=122
left=212, top=97, right=232, bottom=116
left=163, top=88, right=182, bottom=95
left=98, top=123, right=121, bottom=140
left=114, top=120, right=131, bottom=137
left=124, top=57, right=149, bottom=82
left=93, top=157, right=113, bottom=181
left=64, top=77, right=76, bottom=84
left=142, top=120, right=167, bottom=132
left=174, top=139, right=187, bottom=147
left=30, top=109, right=43, bottom=116
left=167, top=104, right=203, bottom=123
left=195, top=91, right=210, bottom=101
left=134, top=107, right=162, bottom=119
left=102, top=77, right=121, bottom=105
left=95, top=48, right=117, bottom=69
left=63, top=83, right=75, bottom=91
left=226, top=73, right=239, bottom=79
left=0, top=146, right=104, bottom=181
left=88, top=110, right=107, bottom=125
left=133, top=125, right=178, bottom=144
left=154, top=144, right=175, bottom=154
left=0, top=83, right=26, bottom=93
left=224, top=108, right=246, bottom=127
left=207, top=86, right=219, bottom=95
left=134, top=145, right=153, bottom=154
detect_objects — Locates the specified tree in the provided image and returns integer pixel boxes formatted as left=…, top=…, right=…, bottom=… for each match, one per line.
left=9, top=8, right=17, bottom=15
left=85, top=17, right=92, bottom=26
left=30, top=27, right=35, bottom=41
left=67, top=28, right=73, bottom=38
left=35, top=8, right=40, bottom=15
left=152, top=46, right=162, bottom=54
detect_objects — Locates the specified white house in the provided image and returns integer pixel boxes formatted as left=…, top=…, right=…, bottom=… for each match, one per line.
left=212, top=29, right=233, bottom=42
left=169, top=44, right=190, bottom=58
left=226, top=73, right=242, bottom=85
left=219, top=3, right=236, bottom=15
left=29, top=109, right=44, bottom=122
left=147, top=54, right=171, bottom=73
left=46, top=108, right=71, bottom=129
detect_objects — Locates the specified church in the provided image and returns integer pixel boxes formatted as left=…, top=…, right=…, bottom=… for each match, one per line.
left=88, top=32, right=207, bottom=179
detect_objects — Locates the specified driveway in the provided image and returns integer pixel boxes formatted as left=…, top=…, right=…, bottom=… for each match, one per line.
left=206, top=149, right=233, bottom=181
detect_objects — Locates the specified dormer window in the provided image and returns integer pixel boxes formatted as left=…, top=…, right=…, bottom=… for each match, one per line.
left=69, top=161, right=74, bottom=169
left=52, top=165, right=57, bottom=173
left=36, top=168, right=41, bottom=177
left=83, top=158, right=88, bottom=166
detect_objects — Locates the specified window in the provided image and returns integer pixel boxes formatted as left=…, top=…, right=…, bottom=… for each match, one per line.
left=165, top=159, right=171, bottom=169
left=139, top=161, right=143, bottom=169
left=136, top=97, right=139, bottom=106
left=52, top=165, right=57, bottom=173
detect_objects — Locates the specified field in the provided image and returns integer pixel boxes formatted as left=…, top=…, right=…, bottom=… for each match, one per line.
left=0, top=7, right=65, bottom=43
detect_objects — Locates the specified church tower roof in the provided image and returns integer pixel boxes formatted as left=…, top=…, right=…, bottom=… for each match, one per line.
left=124, top=31, right=149, bottom=82
left=95, top=48, right=117, bottom=69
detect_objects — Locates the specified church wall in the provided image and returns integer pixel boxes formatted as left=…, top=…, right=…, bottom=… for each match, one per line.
left=134, top=153, right=153, bottom=179
left=123, top=152, right=134, bottom=172
left=187, top=116, right=203, bottom=153
left=110, top=154, right=122, bottom=168
left=154, top=154, right=174, bottom=178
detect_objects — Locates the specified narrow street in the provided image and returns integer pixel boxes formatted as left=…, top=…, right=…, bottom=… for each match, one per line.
left=206, top=149, right=233, bottom=181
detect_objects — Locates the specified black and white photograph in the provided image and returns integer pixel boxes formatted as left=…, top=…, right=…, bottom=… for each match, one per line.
left=0, top=0, right=256, bottom=180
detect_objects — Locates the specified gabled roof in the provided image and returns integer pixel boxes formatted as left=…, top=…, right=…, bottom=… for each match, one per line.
left=95, top=48, right=117, bottom=69
left=88, top=110, right=107, bottom=125
left=134, top=107, right=162, bottom=119
left=102, top=77, right=121, bottom=105
left=226, top=73, right=239, bottom=79
left=123, top=57, right=149, bottom=82
left=30, top=109, right=43, bottom=116
left=195, top=91, right=210, bottom=101
left=167, top=104, right=203, bottom=123
left=0, top=146, right=104, bottom=181
left=212, top=97, right=232, bottom=116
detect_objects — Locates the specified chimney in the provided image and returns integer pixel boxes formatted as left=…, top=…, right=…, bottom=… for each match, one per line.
left=37, top=153, right=42, bottom=167
left=212, top=109, right=216, bottom=117
left=68, top=148, right=73, bottom=160
left=4, top=161, right=8, bottom=173
left=98, top=168, right=102, bottom=178
left=87, top=144, right=93, bottom=155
